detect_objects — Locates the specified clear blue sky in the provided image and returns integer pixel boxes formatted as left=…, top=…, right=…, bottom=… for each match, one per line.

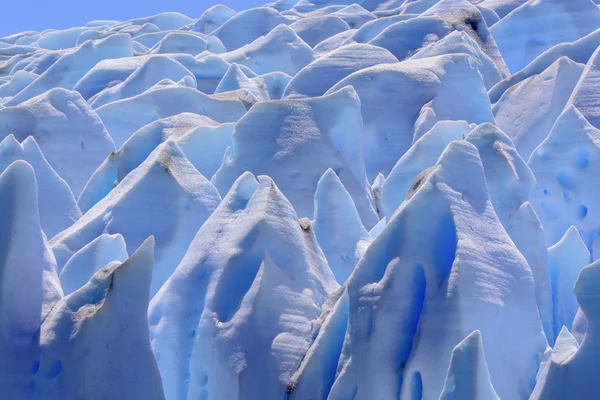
left=0, top=0, right=267, bottom=37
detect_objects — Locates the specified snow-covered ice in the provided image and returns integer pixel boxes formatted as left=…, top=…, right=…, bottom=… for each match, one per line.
left=3, top=0, right=600, bottom=398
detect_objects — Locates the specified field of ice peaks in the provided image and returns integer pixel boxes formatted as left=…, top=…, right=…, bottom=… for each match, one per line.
left=2, top=0, right=600, bottom=399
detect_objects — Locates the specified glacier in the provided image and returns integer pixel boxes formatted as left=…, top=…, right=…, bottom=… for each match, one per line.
left=3, top=0, right=600, bottom=399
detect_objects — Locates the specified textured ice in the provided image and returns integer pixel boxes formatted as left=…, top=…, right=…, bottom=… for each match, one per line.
left=149, top=173, right=338, bottom=399
left=493, top=57, right=585, bottom=160
left=490, top=0, right=600, bottom=73
left=50, top=141, right=222, bottom=298
left=283, top=43, right=397, bottom=98
left=4, top=1, right=600, bottom=398
left=329, top=141, right=546, bottom=400
left=328, top=54, right=494, bottom=180
left=213, top=86, right=378, bottom=229
left=32, top=237, right=164, bottom=399
left=79, top=113, right=233, bottom=212
left=59, top=233, right=129, bottom=295
left=95, top=82, right=246, bottom=147
left=548, top=226, right=591, bottom=336
left=0, top=161, right=63, bottom=398
left=214, top=24, right=315, bottom=76
left=530, top=259, right=600, bottom=399
left=0, top=88, right=116, bottom=197
left=438, top=331, right=500, bottom=400
left=529, top=105, right=600, bottom=249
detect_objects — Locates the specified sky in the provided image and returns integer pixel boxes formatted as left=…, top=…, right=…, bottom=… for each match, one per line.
left=0, top=0, right=267, bottom=37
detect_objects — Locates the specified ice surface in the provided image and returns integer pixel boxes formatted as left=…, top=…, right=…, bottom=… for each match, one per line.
left=3, top=0, right=600, bottom=398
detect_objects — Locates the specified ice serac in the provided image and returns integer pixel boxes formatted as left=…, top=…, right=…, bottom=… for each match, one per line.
left=74, top=53, right=239, bottom=97
left=569, top=45, right=600, bottom=132
left=368, top=15, right=454, bottom=61
left=59, top=233, right=129, bottom=295
left=79, top=113, right=233, bottom=212
left=313, top=169, right=372, bottom=284
left=283, top=43, right=397, bottom=98
left=490, top=0, right=600, bottom=73
left=410, top=30, right=503, bottom=90
left=96, top=83, right=245, bottom=147
left=89, top=55, right=197, bottom=109
left=328, top=54, right=494, bottom=180
left=288, top=288, right=350, bottom=400
left=465, top=123, right=535, bottom=226
left=113, top=12, right=193, bottom=31
left=438, top=331, right=500, bottom=400
left=192, top=5, right=236, bottom=34
left=529, top=106, right=600, bottom=250
left=216, top=24, right=315, bottom=76
left=289, top=15, right=350, bottom=47
left=50, top=141, right=222, bottom=298
left=215, top=63, right=269, bottom=101
left=0, top=161, right=62, bottom=398
left=548, top=226, right=591, bottom=336
left=530, top=260, right=600, bottom=399
left=31, top=238, right=165, bottom=400
left=0, top=88, right=115, bottom=197
left=5, top=34, right=133, bottom=106
left=346, top=14, right=412, bottom=44
left=489, top=28, right=600, bottom=104
left=213, top=86, right=378, bottom=229
left=149, top=173, right=338, bottom=400
left=372, top=171, right=385, bottom=218
left=493, top=57, right=585, bottom=161
left=313, top=29, right=356, bottom=56
left=0, top=70, right=38, bottom=99
left=464, top=123, right=556, bottom=342
left=208, top=7, right=294, bottom=51
left=150, top=32, right=222, bottom=56
left=328, top=141, right=546, bottom=400
left=505, top=202, right=555, bottom=344
left=381, top=120, right=470, bottom=218
left=572, top=307, right=589, bottom=344
left=0, top=135, right=81, bottom=238
left=479, top=0, right=528, bottom=19
left=420, top=0, right=509, bottom=77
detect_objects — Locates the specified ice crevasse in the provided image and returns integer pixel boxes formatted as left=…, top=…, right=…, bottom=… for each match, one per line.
left=4, top=0, right=600, bottom=399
